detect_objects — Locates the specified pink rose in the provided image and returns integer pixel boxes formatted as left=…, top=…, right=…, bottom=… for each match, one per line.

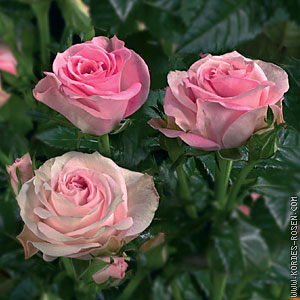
left=33, top=36, right=150, bottom=136
left=0, top=42, right=17, bottom=75
left=92, top=256, right=128, bottom=284
left=6, top=153, right=33, bottom=194
left=149, top=51, right=289, bottom=150
left=16, top=152, right=159, bottom=261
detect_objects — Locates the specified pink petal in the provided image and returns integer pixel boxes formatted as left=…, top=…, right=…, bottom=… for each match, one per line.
left=196, top=99, right=246, bottom=147
left=121, top=49, right=150, bottom=117
left=222, top=102, right=283, bottom=148
left=6, top=153, right=33, bottom=194
left=148, top=118, right=220, bottom=150
left=167, top=71, right=197, bottom=112
left=16, top=225, right=42, bottom=259
left=164, top=87, right=196, bottom=131
left=120, top=171, right=159, bottom=238
left=0, top=43, right=17, bottom=75
left=255, top=60, right=289, bottom=105
left=33, top=73, right=124, bottom=135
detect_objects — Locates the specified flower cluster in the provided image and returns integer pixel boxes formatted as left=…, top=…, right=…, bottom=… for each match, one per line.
left=3, top=35, right=289, bottom=285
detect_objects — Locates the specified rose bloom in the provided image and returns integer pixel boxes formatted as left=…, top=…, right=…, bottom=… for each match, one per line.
left=12, top=152, right=159, bottom=261
left=149, top=51, right=289, bottom=150
left=33, top=36, right=150, bottom=136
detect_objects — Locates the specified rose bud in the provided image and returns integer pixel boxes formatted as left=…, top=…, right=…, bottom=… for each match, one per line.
left=92, top=256, right=128, bottom=285
left=33, top=36, right=150, bottom=136
left=6, top=153, right=33, bottom=194
left=149, top=51, right=289, bottom=150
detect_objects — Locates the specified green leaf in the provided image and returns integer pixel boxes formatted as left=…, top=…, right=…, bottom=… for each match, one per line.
left=264, top=197, right=290, bottom=230
left=213, top=218, right=270, bottom=276
left=283, top=58, right=300, bottom=131
left=237, top=218, right=271, bottom=272
left=248, top=128, right=279, bottom=161
left=179, top=0, right=203, bottom=26
left=109, top=0, right=137, bottom=21
left=152, top=277, right=172, bottom=300
left=265, top=106, right=274, bottom=127
left=250, top=129, right=300, bottom=230
left=141, top=3, right=185, bottom=43
left=282, top=0, right=300, bottom=26
left=219, top=148, right=245, bottom=161
left=90, top=0, right=138, bottom=37
left=178, top=0, right=282, bottom=53
left=174, top=273, right=201, bottom=300
left=10, top=277, right=40, bottom=300
left=0, top=123, right=28, bottom=162
left=109, top=119, right=133, bottom=135
left=36, top=127, right=99, bottom=151
left=0, top=96, right=33, bottom=135
left=57, top=0, right=95, bottom=41
left=213, top=223, right=244, bottom=275
left=143, top=0, right=180, bottom=12
left=81, top=257, right=111, bottom=283
left=0, top=10, right=15, bottom=43
left=238, top=21, right=300, bottom=64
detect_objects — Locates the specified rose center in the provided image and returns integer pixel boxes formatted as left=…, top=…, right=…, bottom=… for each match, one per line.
left=79, top=60, right=98, bottom=75
left=66, top=175, right=88, bottom=191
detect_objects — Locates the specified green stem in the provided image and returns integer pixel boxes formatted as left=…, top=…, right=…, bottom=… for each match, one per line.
left=226, top=160, right=259, bottom=212
left=165, top=138, right=197, bottom=219
left=0, top=151, right=12, bottom=166
left=175, top=163, right=198, bottom=219
left=170, top=279, right=183, bottom=300
left=115, top=267, right=146, bottom=300
left=31, top=1, right=51, bottom=66
left=97, top=134, right=111, bottom=157
left=230, top=275, right=251, bottom=300
left=210, top=272, right=227, bottom=300
left=61, top=257, right=76, bottom=280
left=214, top=152, right=233, bottom=209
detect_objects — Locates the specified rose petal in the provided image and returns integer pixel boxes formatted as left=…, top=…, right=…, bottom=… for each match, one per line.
left=196, top=99, right=246, bottom=146
left=0, top=43, right=17, bottom=75
left=6, top=153, right=33, bottom=194
left=31, top=241, right=101, bottom=258
left=33, top=74, right=124, bottom=135
left=120, top=171, right=159, bottom=237
left=222, top=102, right=283, bottom=148
left=16, top=225, right=42, bottom=259
left=164, top=87, right=196, bottom=131
left=255, top=59, right=289, bottom=105
left=148, top=118, right=220, bottom=150
left=167, top=71, right=197, bottom=112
